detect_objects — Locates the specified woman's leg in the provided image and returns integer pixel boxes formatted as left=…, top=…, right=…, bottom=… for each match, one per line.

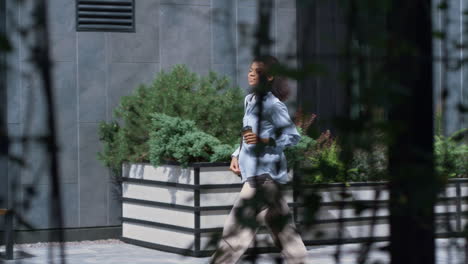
left=210, top=182, right=261, bottom=264
left=262, top=181, right=308, bottom=264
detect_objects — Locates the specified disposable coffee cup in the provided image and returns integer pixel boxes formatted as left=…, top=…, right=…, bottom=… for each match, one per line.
left=241, top=126, right=252, bottom=145
left=241, top=126, right=252, bottom=136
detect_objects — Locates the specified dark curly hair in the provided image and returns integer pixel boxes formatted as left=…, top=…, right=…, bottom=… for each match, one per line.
left=250, top=55, right=291, bottom=102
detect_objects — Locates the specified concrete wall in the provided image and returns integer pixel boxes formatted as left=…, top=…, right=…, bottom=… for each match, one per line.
left=297, top=0, right=347, bottom=133
left=0, top=0, right=8, bottom=211
left=432, top=0, right=468, bottom=135
left=298, top=0, right=467, bottom=135
left=3, top=0, right=297, bottom=235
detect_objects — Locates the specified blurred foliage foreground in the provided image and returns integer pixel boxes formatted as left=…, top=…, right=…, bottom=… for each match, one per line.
left=97, top=64, right=467, bottom=184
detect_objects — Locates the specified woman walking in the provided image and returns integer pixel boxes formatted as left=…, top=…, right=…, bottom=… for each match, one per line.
left=209, top=55, right=308, bottom=264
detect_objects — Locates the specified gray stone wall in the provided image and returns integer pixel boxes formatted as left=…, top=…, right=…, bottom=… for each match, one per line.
left=298, top=0, right=467, bottom=135
left=432, top=0, right=468, bottom=135
left=0, top=0, right=8, bottom=212
left=3, top=0, right=298, bottom=232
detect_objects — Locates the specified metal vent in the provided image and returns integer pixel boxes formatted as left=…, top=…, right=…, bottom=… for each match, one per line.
left=76, top=0, right=134, bottom=32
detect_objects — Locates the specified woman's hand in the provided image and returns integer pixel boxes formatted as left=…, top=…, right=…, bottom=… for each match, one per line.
left=243, top=132, right=269, bottom=145
left=230, top=157, right=241, bottom=175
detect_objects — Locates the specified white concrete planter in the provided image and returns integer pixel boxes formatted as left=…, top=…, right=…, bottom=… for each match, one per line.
left=120, top=161, right=468, bottom=257
left=295, top=179, right=468, bottom=246
left=120, top=161, right=295, bottom=257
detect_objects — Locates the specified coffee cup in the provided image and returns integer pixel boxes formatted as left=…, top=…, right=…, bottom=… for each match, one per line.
left=241, top=125, right=252, bottom=136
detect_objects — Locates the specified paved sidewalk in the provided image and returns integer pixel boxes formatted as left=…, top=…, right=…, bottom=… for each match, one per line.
left=0, top=238, right=464, bottom=264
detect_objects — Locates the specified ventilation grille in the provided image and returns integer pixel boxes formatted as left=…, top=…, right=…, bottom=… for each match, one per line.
left=76, top=0, right=134, bottom=32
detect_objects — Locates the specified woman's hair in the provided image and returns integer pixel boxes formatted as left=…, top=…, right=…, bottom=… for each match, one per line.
left=251, top=55, right=291, bottom=102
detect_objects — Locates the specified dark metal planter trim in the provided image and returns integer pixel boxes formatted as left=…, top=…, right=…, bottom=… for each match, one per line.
left=122, top=217, right=197, bottom=233
left=123, top=197, right=466, bottom=213
left=303, top=232, right=468, bottom=247
left=123, top=197, right=295, bottom=212
left=122, top=176, right=468, bottom=189
left=126, top=161, right=230, bottom=168
left=120, top=236, right=284, bottom=257
left=297, top=211, right=464, bottom=226
left=122, top=216, right=274, bottom=234
left=121, top=177, right=295, bottom=190
left=120, top=231, right=468, bottom=259
left=122, top=177, right=245, bottom=190
left=194, top=167, right=201, bottom=252
left=123, top=197, right=196, bottom=211
left=120, top=236, right=196, bottom=256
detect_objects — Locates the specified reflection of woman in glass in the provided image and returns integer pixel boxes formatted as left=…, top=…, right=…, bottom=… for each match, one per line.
left=209, top=55, right=308, bottom=264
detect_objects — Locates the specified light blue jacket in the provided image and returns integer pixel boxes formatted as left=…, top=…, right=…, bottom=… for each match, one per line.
left=231, top=91, right=301, bottom=184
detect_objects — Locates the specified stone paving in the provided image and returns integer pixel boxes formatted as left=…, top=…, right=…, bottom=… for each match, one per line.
left=0, top=238, right=464, bottom=264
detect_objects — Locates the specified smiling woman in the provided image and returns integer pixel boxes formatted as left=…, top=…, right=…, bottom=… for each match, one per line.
left=209, top=55, right=308, bottom=264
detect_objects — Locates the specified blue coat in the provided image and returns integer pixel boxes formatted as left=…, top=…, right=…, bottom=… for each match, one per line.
left=231, top=91, right=301, bottom=184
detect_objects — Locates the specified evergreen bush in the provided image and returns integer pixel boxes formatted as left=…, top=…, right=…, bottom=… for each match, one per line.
left=148, top=113, right=237, bottom=168
left=434, top=108, right=468, bottom=179
left=301, top=125, right=467, bottom=184
left=97, top=64, right=244, bottom=172
left=302, top=130, right=355, bottom=184
left=435, top=128, right=468, bottom=179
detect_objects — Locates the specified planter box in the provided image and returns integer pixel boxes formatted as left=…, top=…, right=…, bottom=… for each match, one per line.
left=295, top=180, right=468, bottom=245
left=120, top=161, right=295, bottom=257
left=120, top=161, right=468, bottom=257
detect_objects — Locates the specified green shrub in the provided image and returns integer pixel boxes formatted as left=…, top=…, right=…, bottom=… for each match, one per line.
left=302, top=134, right=354, bottom=184
left=301, top=125, right=467, bottom=184
left=284, top=127, right=317, bottom=170
left=97, top=121, right=128, bottom=171
left=349, top=143, right=388, bottom=182
left=435, top=127, right=468, bottom=178
left=148, top=113, right=237, bottom=168
left=211, top=143, right=241, bottom=163
left=434, top=108, right=468, bottom=178
left=97, top=64, right=244, bottom=171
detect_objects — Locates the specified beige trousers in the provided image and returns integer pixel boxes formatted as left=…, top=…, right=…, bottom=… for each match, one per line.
left=209, top=176, right=308, bottom=264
